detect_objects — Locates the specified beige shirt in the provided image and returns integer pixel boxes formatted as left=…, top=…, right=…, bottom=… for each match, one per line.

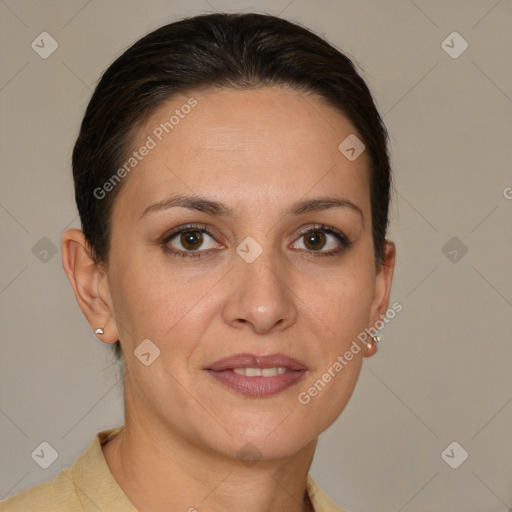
left=1, top=426, right=346, bottom=512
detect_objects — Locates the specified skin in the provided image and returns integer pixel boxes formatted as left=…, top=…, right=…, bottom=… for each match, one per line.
left=62, top=86, right=395, bottom=512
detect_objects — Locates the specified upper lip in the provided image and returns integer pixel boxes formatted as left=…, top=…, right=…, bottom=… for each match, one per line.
left=205, top=353, right=308, bottom=371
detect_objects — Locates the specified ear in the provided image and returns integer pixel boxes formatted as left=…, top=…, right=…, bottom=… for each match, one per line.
left=61, top=228, right=119, bottom=344
left=363, top=240, right=396, bottom=358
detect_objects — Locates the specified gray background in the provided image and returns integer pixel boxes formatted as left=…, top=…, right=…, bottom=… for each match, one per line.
left=1, top=1, right=511, bottom=511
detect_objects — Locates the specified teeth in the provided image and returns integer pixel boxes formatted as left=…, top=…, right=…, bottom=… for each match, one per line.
left=262, top=367, right=286, bottom=377
left=232, top=367, right=286, bottom=377
left=245, top=367, right=261, bottom=377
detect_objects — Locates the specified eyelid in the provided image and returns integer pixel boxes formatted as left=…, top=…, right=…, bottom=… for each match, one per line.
left=160, top=223, right=221, bottom=259
left=295, top=223, right=347, bottom=240
left=161, top=223, right=221, bottom=244
left=161, top=222, right=352, bottom=258
left=292, top=223, right=352, bottom=252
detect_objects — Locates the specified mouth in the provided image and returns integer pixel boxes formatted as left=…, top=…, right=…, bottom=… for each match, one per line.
left=204, top=353, right=308, bottom=398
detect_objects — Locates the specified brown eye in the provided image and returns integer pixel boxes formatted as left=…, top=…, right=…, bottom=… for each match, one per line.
left=291, top=225, right=352, bottom=256
left=165, top=226, right=219, bottom=255
left=303, top=231, right=327, bottom=251
left=179, top=230, right=204, bottom=250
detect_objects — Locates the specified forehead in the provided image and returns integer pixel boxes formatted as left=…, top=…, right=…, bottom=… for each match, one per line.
left=116, top=86, right=371, bottom=217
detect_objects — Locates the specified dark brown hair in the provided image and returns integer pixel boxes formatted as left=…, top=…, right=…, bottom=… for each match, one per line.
left=72, top=12, right=393, bottom=362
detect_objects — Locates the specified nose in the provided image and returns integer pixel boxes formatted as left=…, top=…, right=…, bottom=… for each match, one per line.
left=222, top=246, right=298, bottom=335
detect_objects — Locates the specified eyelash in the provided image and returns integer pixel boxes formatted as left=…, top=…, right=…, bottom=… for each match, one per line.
left=160, top=223, right=352, bottom=259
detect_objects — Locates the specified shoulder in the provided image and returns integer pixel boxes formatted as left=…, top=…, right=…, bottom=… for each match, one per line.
left=307, top=473, right=348, bottom=512
left=0, top=425, right=126, bottom=512
left=0, top=468, right=79, bottom=511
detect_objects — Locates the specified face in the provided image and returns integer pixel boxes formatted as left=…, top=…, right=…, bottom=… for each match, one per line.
left=101, top=86, right=393, bottom=461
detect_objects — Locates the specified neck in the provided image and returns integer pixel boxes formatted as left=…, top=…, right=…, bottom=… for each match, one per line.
left=102, top=389, right=317, bottom=512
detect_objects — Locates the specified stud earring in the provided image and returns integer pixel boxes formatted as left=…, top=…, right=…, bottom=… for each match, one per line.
left=366, top=334, right=381, bottom=353
left=94, top=328, right=104, bottom=335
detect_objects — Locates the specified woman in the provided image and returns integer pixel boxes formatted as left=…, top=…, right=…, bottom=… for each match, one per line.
left=1, top=12, right=395, bottom=512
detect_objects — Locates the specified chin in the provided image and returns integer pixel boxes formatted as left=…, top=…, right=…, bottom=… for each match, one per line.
left=201, top=414, right=318, bottom=462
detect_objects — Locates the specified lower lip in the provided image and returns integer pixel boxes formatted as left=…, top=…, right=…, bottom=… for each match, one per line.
left=205, top=369, right=307, bottom=397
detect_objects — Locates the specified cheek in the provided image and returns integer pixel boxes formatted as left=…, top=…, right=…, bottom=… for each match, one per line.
left=311, top=260, right=375, bottom=342
left=107, top=248, right=176, bottom=342
left=108, top=248, right=220, bottom=349
left=294, top=259, right=373, bottom=421
left=301, top=356, right=363, bottom=434
left=293, top=327, right=365, bottom=440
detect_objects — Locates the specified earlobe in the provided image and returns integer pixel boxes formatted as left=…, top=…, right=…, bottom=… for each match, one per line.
left=61, top=228, right=119, bottom=344
left=364, top=240, right=396, bottom=358
left=363, top=335, right=379, bottom=357
left=372, top=240, right=396, bottom=320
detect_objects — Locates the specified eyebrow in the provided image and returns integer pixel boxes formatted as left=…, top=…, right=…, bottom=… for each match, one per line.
left=139, top=193, right=364, bottom=223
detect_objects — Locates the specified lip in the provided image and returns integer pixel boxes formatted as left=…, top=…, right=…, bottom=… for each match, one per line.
left=204, top=353, right=308, bottom=398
